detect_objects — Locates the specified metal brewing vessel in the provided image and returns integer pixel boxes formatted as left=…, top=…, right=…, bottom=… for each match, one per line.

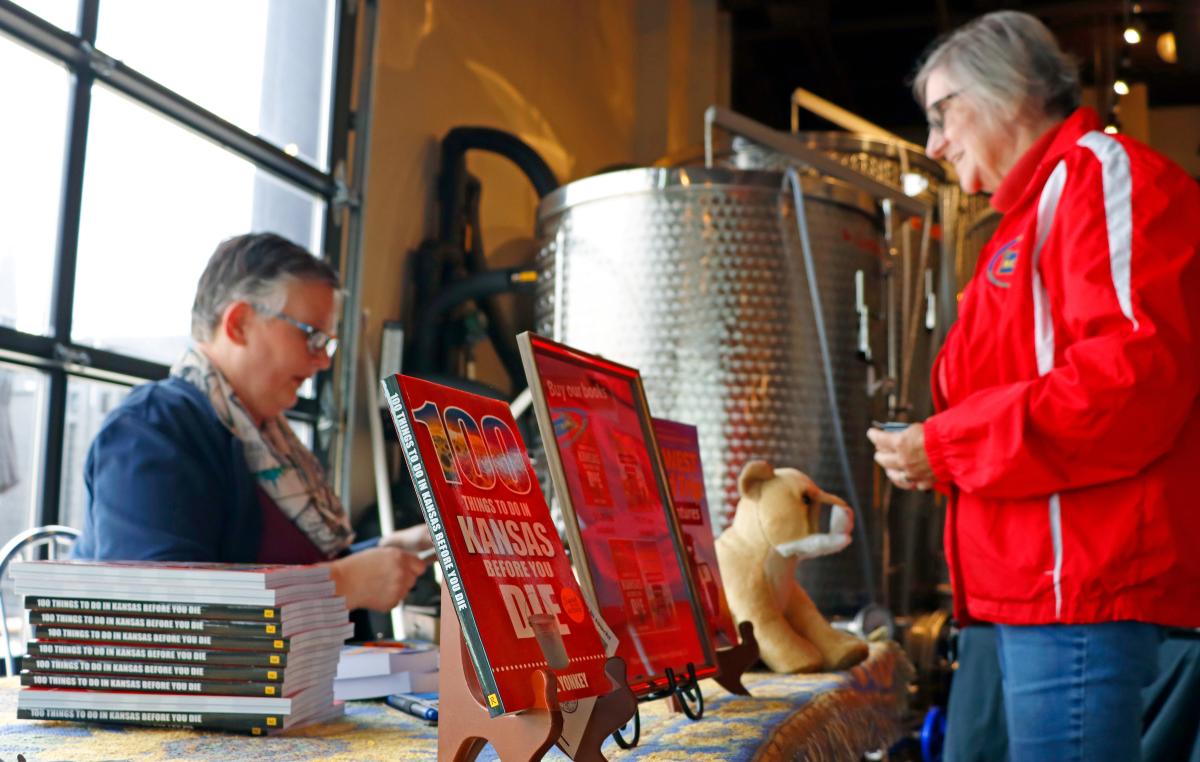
left=732, top=135, right=958, bottom=615
left=535, top=166, right=886, bottom=613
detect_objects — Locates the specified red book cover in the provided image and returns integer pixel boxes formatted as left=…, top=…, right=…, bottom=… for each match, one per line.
left=381, top=374, right=609, bottom=717
left=652, top=418, right=740, bottom=649
left=518, top=333, right=717, bottom=694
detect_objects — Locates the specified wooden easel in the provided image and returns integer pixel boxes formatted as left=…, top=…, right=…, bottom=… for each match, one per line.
left=713, top=621, right=759, bottom=696
left=664, top=621, right=759, bottom=715
left=437, top=585, right=637, bottom=761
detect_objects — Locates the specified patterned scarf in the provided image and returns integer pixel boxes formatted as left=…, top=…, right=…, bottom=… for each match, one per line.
left=172, top=347, right=354, bottom=558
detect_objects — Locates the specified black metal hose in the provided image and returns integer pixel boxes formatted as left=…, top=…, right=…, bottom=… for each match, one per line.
left=412, top=267, right=539, bottom=377
left=418, top=127, right=558, bottom=383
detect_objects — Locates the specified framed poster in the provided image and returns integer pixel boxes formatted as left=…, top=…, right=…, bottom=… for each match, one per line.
left=517, top=332, right=717, bottom=695
left=652, top=417, right=740, bottom=649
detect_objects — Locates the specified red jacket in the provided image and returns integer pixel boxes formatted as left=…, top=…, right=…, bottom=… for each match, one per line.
left=924, top=108, right=1200, bottom=627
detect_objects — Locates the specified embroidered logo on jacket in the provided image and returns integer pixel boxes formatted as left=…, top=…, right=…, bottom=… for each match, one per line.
left=986, top=236, right=1022, bottom=288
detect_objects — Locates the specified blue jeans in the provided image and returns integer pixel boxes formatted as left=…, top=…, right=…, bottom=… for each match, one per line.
left=994, top=622, right=1162, bottom=762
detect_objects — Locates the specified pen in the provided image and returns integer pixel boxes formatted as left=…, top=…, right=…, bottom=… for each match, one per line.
left=417, top=547, right=437, bottom=561
left=386, top=693, right=439, bottom=723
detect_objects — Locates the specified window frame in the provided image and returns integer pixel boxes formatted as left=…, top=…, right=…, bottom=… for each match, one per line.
left=0, top=0, right=365, bottom=526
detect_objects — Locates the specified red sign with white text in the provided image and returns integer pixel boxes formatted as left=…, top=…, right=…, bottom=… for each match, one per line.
left=523, top=339, right=714, bottom=693
left=382, top=374, right=608, bottom=717
left=652, top=418, right=739, bottom=648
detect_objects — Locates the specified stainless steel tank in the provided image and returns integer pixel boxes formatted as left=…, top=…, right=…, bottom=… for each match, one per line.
left=535, top=166, right=886, bottom=613
left=730, top=134, right=955, bottom=615
left=731, top=132, right=946, bottom=415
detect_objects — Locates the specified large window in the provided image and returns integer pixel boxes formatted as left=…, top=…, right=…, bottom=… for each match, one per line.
left=0, top=33, right=68, bottom=337
left=0, top=0, right=360, bottom=540
left=73, top=84, right=328, bottom=365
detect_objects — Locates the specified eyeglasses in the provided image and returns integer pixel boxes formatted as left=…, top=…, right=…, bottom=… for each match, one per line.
left=250, top=303, right=339, bottom=357
left=926, top=89, right=963, bottom=134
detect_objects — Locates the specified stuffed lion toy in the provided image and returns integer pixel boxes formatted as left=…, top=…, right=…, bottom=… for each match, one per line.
left=715, top=460, right=869, bottom=673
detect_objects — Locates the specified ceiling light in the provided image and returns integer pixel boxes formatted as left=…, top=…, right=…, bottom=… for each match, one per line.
left=1157, top=32, right=1178, bottom=64
left=1124, top=26, right=1141, bottom=44
left=1113, top=79, right=1130, bottom=96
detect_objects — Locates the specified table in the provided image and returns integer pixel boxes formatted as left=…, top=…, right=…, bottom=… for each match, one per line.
left=1, top=641, right=913, bottom=761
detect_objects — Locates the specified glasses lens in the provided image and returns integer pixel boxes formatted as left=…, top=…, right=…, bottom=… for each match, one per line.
left=323, top=337, right=339, bottom=357
left=927, top=91, right=959, bottom=134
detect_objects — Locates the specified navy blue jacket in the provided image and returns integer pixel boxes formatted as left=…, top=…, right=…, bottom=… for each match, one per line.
left=72, top=377, right=264, bottom=562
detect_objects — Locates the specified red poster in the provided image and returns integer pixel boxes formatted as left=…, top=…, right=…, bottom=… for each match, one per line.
left=382, top=374, right=609, bottom=717
left=652, top=418, right=740, bottom=649
left=519, top=334, right=716, bottom=694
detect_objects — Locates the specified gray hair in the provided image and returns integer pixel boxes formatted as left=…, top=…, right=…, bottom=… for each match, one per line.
left=913, top=11, right=1080, bottom=125
left=190, top=232, right=340, bottom=341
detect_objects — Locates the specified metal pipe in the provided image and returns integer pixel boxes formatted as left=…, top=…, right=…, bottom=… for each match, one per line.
left=935, top=186, right=959, bottom=345
left=881, top=200, right=899, bottom=415
left=899, top=211, right=934, bottom=411
left=785, top=169, right=878, bottom=606
left=359, top=317, right=404, bottom=638
left=0, top=525, right=80, bottom=676
left=428, top=127, right=557, bottom=385
left=437, top=127, right=558, bottom=245
left=706, top=106, right=930, bottom=218
left=789, top=87, right=920, bottom=148
left=335, top=0, right=380, bottom=507
left=412, top=267, right=539, bottom=375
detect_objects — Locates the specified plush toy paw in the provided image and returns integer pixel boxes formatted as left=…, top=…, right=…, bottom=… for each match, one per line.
left=821, top=628, right=870, bottom=670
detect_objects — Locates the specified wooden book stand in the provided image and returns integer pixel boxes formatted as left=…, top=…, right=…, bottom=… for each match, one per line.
left=713, top=621, right=759, bottom=696
left=436, top=585, right=636, bottom=761
left=665, top=621, right=759, bottom=716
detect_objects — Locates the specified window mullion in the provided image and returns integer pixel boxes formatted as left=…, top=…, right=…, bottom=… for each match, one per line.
left=37, top=0, right=97, bottom=528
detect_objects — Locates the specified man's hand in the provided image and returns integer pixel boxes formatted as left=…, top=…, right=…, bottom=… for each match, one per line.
left=328, top=546, right=432, bottom=612
left=378, top=523, right=434, bottom=554
left=867, top=422, right=935, bottom=491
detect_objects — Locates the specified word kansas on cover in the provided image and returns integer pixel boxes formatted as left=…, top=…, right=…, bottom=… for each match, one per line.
left=382, top=373, right=610, bottom=717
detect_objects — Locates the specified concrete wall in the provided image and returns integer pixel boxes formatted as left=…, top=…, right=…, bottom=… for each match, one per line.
left=346, top=0, right=729, bottom=515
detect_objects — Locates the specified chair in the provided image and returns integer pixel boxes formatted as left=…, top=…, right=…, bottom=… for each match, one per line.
left=0, top=525, right=80, bottom=677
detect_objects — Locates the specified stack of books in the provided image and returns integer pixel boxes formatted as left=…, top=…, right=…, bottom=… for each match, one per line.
left=11, top=560, right=353, bottom=735
left=333, top=640, right=438, bottom=700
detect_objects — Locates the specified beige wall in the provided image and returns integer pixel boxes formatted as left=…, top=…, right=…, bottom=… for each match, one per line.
left=1148, top=106, right=1200, bottom=179
left=1078, top=86, right=1198, bottom=176
left=346, top=0, right=728, bottom=515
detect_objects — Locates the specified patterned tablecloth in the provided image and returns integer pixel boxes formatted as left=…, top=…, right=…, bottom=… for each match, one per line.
left=0, top=641, right=913, bottom=761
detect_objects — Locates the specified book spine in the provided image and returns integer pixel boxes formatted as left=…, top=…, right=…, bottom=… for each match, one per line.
left=26, top=642, right=287, bottom=667
left=26, top=657, right=284, bottom=682
left=29, top=612, right=286, bottom=638
left=35, top=626, right=291, bottom=652
left=24, top=597, right=281, bottom=621
left=382, top=374, right=505, bottom=717
left=21, top=672, right=292, bottom=697
left=16, top=707, right=283, bottom=734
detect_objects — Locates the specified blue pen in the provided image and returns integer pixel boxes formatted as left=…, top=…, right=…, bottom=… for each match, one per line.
left=386, top=693, right=439, bottom=723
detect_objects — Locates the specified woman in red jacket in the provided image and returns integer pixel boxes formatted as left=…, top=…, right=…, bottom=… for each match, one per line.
left=869, top=11, right=1200, bottom=761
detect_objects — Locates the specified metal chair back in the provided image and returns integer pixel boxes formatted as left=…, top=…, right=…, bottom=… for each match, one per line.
left=0, top=525, right=80, bottom=676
